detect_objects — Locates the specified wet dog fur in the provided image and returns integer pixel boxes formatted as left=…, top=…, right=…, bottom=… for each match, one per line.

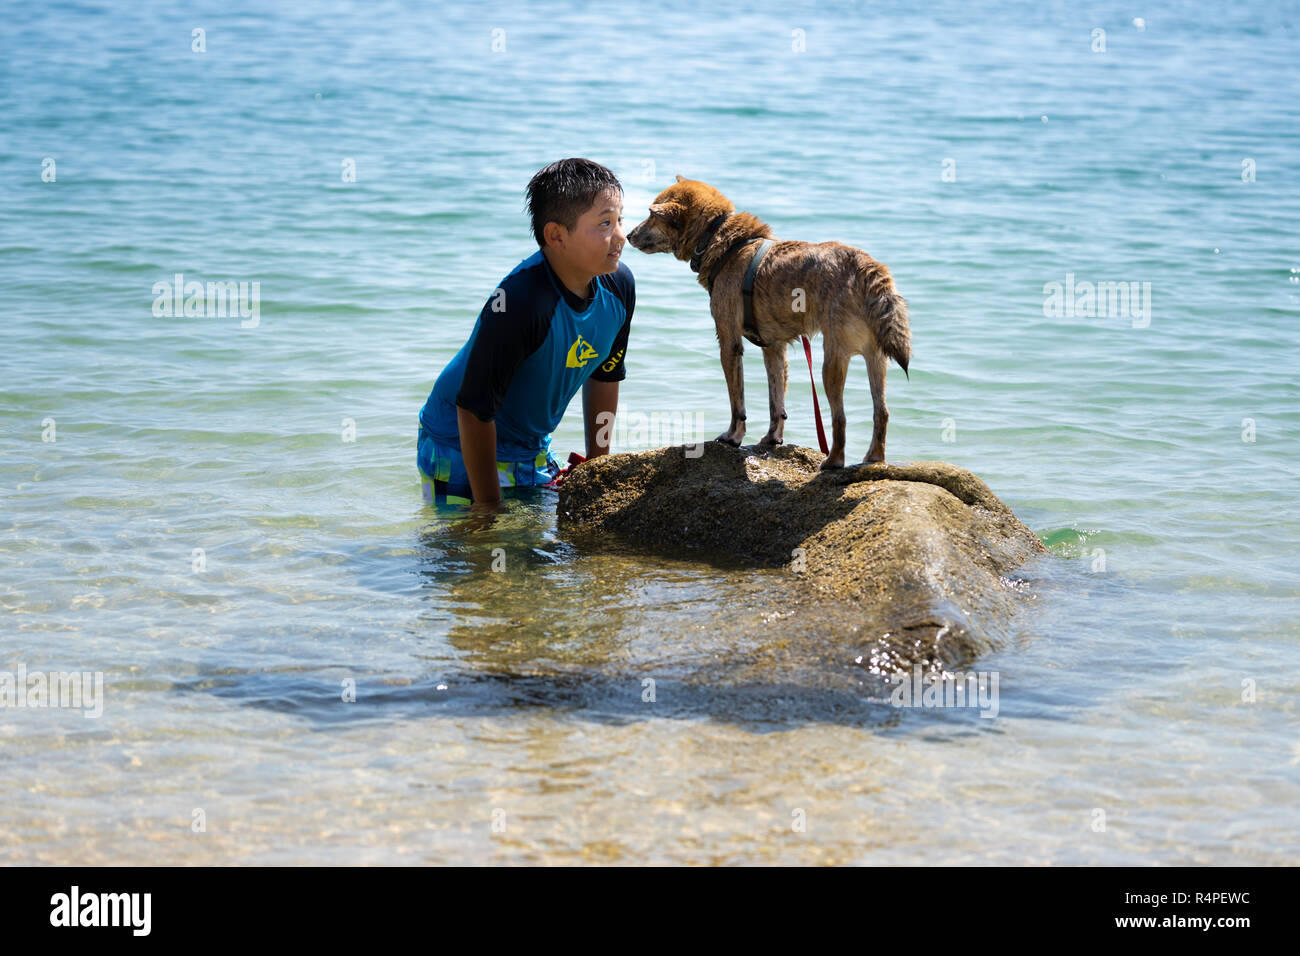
left=626, top=176, right=911, bottom=468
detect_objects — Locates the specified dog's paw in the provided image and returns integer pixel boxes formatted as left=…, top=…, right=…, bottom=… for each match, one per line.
left=715, top=432, right=743, bottom=447
left=757, top=435, right=783, bottom=448
left=819, top=456, right=845, bottom=471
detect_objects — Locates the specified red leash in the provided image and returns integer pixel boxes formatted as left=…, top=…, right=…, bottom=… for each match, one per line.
left=542, top=451, right=586, bottom=489
left=800, top=335, right=829, bottom=455
left=548, top=340, right=829, bottom=470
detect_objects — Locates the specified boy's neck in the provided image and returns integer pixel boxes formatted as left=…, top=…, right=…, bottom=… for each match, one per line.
left=542, top=247, right=594, bottom=301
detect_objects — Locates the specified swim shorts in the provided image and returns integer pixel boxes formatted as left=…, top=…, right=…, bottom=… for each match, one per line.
left=417, top=423, right=560, bottom=506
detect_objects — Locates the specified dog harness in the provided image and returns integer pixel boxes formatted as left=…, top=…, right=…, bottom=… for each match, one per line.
left=740, top=239, right=773, bottom=348
left=690, top=213, right=775, bottom=348
left=689, top=216, right=831, bottom=456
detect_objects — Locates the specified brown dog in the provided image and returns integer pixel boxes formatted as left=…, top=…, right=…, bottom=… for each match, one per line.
left=626, top=175, right=911, bottom=468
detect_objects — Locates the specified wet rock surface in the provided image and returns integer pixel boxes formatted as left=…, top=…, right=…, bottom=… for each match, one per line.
left=557, top=441, right=1048, bottom=679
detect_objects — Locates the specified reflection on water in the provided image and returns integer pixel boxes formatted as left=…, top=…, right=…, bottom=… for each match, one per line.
left=4, top=475, right=1293, bottom=866
left=166, top=494, right=1053, bottom=733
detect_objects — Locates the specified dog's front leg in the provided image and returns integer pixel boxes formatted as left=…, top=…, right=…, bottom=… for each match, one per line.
left=757, top=343, right=787, bottom=447
left=715, top=335, right=747, bottom=446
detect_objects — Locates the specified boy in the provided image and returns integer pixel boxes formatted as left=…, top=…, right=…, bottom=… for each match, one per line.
left=417, top=158, right=633, bottom=509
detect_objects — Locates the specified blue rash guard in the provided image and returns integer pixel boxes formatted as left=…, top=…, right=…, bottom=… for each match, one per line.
left=419, top=248, right=634, bottom=463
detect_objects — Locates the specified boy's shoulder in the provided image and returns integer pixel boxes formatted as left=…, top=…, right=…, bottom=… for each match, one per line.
left=496, top=248, right=552, bottom=297
left=585, top=259, right=633, bottom=321
left=598, top=258, right=635, bottom=306
left=477, top=250, right=557, bottom=326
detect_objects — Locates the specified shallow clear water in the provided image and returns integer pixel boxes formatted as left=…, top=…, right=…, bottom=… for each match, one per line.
left=2, top=0, right=1298, bottom=863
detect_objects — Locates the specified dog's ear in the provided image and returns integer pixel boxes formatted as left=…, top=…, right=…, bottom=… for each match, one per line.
left=649, top=201, right=685, bottom=227
left=674, top=174, right=685, bottom=182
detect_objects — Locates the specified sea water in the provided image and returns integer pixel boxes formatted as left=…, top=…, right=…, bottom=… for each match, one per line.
left=1, top=0, right=1297, bottom=863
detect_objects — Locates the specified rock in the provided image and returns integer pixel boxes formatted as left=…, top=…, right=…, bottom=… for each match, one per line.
left=557, top=441, right=1047, bottom=682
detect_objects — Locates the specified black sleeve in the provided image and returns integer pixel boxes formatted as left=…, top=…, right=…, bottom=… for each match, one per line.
left=589, top=269, right=634, bottom=383
left=454, top=281, right=550, bottom=422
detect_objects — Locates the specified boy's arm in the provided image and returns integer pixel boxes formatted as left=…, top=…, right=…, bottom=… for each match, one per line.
left=584, top=280, right=632, bottom=459
left=457, top=405, right=502, bottom=507
left=582, top=378, right=619, bottom=458
left=453, top=272, right=552, bottom=506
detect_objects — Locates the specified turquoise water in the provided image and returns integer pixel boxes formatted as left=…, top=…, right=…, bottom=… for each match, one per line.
left=2, top=0, right=1298, bottom=863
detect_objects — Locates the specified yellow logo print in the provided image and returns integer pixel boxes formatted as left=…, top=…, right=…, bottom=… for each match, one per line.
left=566, top=334, right=599, bottom=369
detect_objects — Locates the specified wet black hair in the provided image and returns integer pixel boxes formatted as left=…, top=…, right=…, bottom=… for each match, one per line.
left=525, top=158, right=623, bottom=248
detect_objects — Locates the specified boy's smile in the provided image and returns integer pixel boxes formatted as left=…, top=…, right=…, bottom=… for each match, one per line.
left=542, top=188, right=625, bottom=300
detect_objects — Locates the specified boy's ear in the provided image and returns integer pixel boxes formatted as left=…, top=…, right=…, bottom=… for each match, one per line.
left=542, top=219, right=568, bottom=247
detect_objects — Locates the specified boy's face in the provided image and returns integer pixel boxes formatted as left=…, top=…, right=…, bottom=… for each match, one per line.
left=548, top=188, right=625, bottom=276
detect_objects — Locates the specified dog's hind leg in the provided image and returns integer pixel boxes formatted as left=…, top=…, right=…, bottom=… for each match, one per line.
left=863, top=346, right=889, bottom=464
left=818, top=346, right=851, bottom=470
left=757, top=343, right=788, bottom=447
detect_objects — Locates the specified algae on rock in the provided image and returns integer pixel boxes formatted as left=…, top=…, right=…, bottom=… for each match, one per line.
left=558, top=441, right=1047, bottom=678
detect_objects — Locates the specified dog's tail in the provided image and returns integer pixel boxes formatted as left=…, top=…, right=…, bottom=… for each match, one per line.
left=869, top=279, right=912, bottom=380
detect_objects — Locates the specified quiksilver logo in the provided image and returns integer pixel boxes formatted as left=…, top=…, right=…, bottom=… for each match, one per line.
left=49, top=886, right=151, bottom=936
left=566, top=334, right=599, bottom=368
left=600, top=347, right=624, bottom=373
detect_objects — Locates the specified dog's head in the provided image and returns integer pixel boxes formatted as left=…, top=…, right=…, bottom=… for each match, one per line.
left=626, top=175, right=735, bottom=261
